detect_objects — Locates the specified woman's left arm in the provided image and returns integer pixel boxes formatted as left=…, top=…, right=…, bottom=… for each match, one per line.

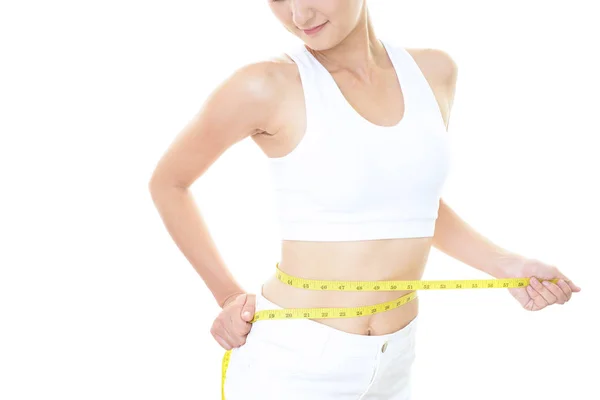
left=432, top=198, right=581, bottom=310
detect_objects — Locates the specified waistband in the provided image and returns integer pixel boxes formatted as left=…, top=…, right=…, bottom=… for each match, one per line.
left=251, top=285, right=419, bottom=357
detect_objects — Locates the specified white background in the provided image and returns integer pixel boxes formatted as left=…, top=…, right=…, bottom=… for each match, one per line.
left=1, top=0, right=598, bottom=399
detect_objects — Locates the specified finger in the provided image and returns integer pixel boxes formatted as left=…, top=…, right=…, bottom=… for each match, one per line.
left=563, top=279, right=581, bottom=292
left=526, top=285, right=547, bottom=310
left=542, top=281, right=567, bottom=304
left=223, top=293, right=252, bottom=340
left=555, top=272, right=581, bottom=292
left=241, top=294, right=256, bottom=322
left=233, top=317, right=252, bottom=338
left=215, top=314, right=240, bottom=346
left=213, top=334, right=232, bottom=350
left=220, top=327, right=242, bottom=348
left=529, top=277, right=557, bottom=305
left=222, top=315, right=250, bottom=347
left=557, top=279, right=573, bottom=301
left=213, top=319, right=238, bottom=348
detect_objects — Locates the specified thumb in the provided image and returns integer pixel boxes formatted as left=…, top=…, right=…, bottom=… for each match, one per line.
left=570, top=281, right=582, bottom=292
left=241, top=294, right=256, bottom=322
left=558, top=274, right=581, bottom=292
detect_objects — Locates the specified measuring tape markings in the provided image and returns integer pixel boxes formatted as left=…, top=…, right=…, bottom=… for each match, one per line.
left=221, top=262, right=559, bottom=399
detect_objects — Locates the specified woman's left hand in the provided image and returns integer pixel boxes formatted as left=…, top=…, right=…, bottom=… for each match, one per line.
left=497, top=255, right=581, bottom=311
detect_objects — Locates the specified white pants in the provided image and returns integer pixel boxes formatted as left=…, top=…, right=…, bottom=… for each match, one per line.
left=223, top=288, right=419, bottom=400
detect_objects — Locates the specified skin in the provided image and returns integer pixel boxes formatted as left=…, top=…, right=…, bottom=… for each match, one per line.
left=257, top=0, right=458, bottom=338
left=150, top=0, right=465, bottom=350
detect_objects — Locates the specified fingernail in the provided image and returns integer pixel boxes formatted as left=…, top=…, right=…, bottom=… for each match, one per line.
left=543, top=281, right=550, bottom=287
left=243, top=311, right=251, bottom=318
left=530, top=277, right=538, bottom=286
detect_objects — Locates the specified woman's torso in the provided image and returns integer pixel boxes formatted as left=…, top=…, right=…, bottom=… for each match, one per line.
left=251, top=43, right=454, bottom=336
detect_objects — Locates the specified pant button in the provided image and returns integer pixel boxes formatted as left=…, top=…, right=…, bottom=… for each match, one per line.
left=381, top=341, right=388, bottom=353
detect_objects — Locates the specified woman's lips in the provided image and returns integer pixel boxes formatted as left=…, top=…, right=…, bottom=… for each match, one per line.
left=302, top=22, right=327, bottom=35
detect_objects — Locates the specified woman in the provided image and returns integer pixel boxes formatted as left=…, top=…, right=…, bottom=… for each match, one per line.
left=148, top=1, right=581, bottom=399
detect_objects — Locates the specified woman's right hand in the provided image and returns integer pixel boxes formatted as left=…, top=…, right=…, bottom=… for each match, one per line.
left=210, top=293, right=256, bottom=350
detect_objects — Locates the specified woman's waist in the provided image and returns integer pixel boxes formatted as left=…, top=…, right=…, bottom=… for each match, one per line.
left=259, top=278, right=420, bottom=336
left=262, top=275, right=419, bottom=307
left=278, top=237, right=432, bottom=280
left=257, top=241, right=427, bottom=334
left=260, top=255, right=424, bottom=315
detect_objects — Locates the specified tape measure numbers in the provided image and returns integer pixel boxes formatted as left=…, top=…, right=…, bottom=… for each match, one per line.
left=274, top=262, right=559, bottom=292
left=221, top=262, right=559, bottom=399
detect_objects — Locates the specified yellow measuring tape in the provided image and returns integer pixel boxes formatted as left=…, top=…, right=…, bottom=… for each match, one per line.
left=221, top=262, right=559, bottom=399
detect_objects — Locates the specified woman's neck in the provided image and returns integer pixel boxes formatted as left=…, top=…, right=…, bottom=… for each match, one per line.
left=306, top=6, right=385, bottom=77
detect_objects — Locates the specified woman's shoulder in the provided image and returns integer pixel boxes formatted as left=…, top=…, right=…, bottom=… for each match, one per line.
left=240, top=51, right=299, bottom=81
left=198, top=52, right=301, bottom=136
left=223, top=52, right=300, bottom=104
left=402, top=46, right=458, bottom=84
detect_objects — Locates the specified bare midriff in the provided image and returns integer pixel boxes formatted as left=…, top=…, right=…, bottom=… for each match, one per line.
left=261, top=236, right=433, bottom=336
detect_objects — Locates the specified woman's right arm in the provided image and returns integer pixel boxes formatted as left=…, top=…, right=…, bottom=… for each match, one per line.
left=148, top=61, right=284, bottom=309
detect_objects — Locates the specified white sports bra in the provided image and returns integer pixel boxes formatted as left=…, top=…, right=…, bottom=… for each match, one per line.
left=267, top=39, right=452, bottom=241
